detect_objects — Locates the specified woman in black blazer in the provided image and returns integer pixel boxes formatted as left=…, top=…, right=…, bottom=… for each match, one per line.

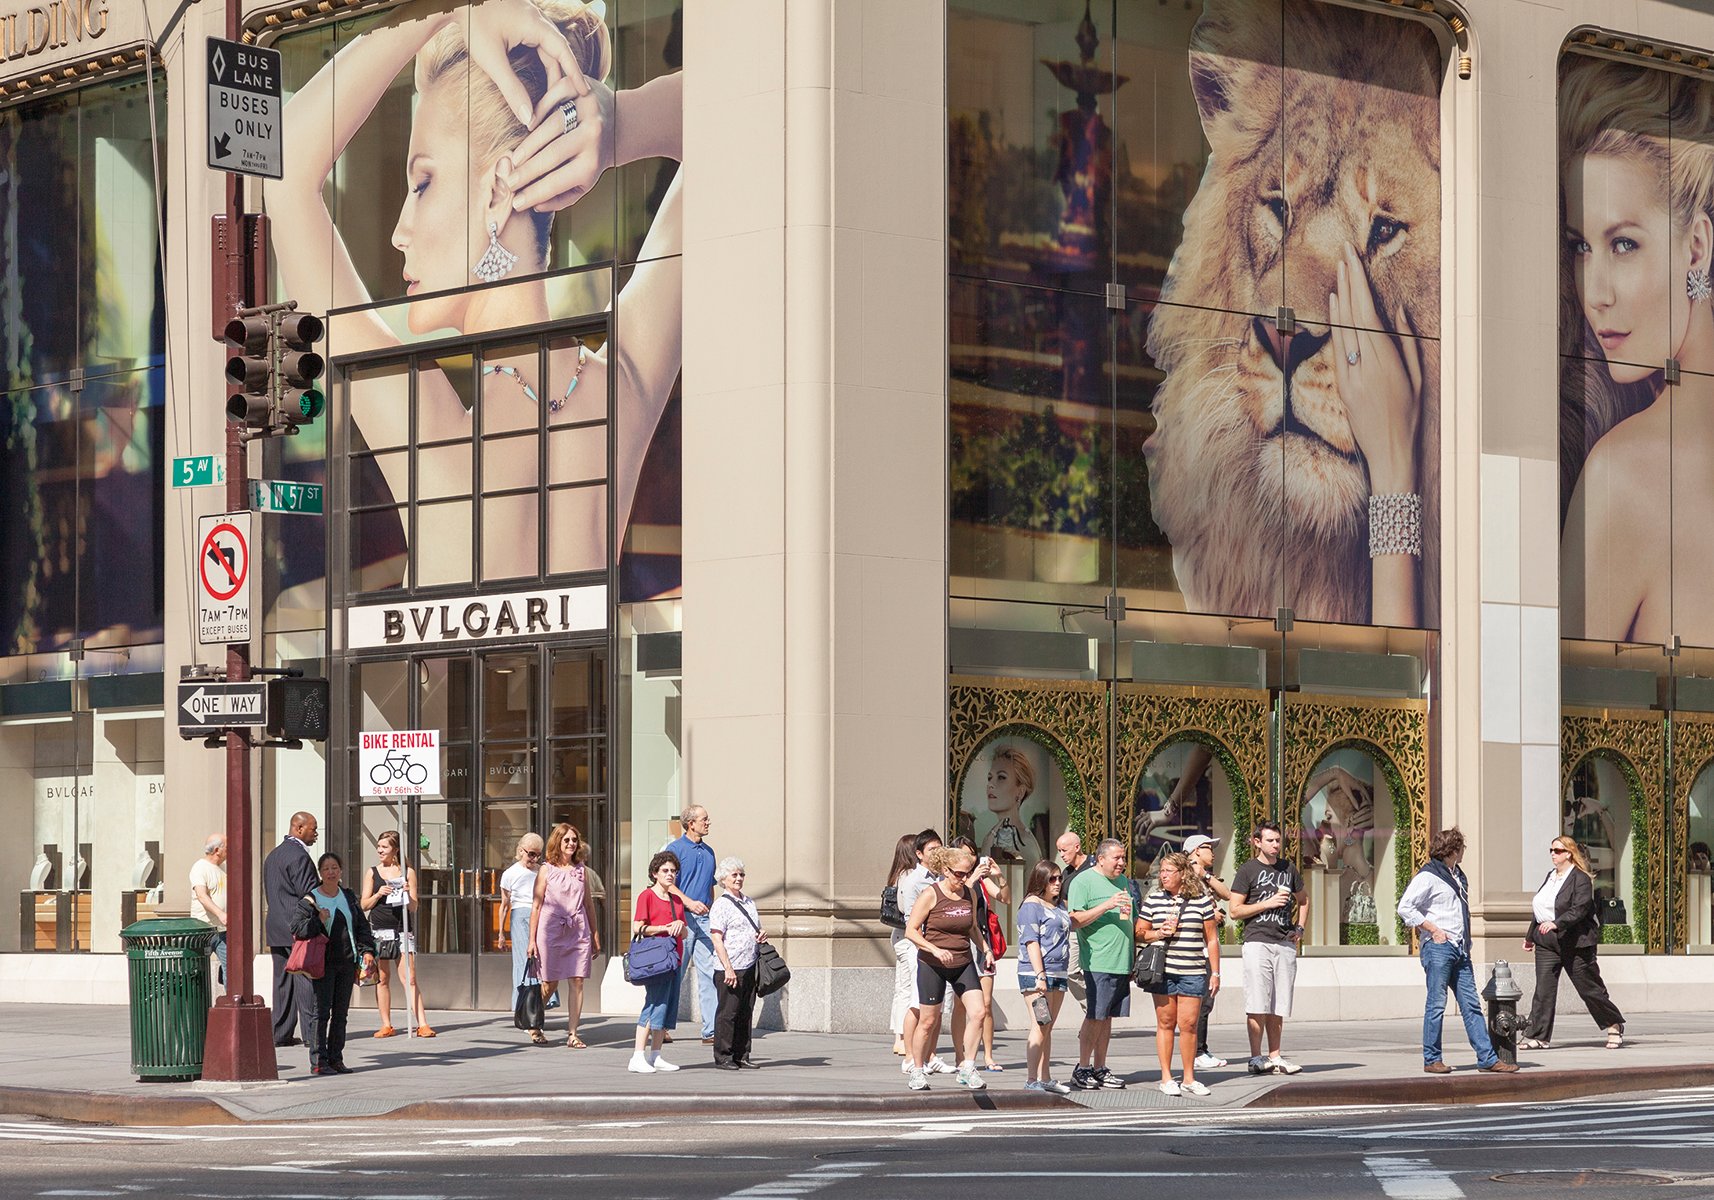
left=292, top=852, right=378, bottom=1074
left=1520, top=836, right=1625, bottom=1050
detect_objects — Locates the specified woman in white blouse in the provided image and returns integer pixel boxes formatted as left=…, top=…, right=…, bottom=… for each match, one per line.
left=708, top=856, right=765, bottom=1070
left=498, top=833, right=546, bottom=1012
left=1520, top=836, right=1625, bottom=1051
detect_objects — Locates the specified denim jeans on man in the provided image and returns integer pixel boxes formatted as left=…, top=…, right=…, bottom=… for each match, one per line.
left=1420, top=937, right=1496, bottom=1067
left=680, top=912, right=718, bottom=1039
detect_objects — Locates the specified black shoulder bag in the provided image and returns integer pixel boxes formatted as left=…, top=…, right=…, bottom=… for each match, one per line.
left=721, top=895, right=792, bottom=997
left=880, top=883, right=907, bottom=929
left=1132, top=895, right=1190, bottom=993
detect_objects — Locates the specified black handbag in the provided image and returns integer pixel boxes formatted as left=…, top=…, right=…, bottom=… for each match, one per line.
left=721, top=895, right=792, bottom=997
left=879, top=885, right=907, bottom=930
left=514, top=955, right=545, bottom=1031
left=1132, top=895, right=1189, bottom=993
left=374, top=936, right=401, bottom=961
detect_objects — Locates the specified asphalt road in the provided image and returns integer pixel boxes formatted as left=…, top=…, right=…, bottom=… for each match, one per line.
left=5, top=1089, right=1714, bottom=1199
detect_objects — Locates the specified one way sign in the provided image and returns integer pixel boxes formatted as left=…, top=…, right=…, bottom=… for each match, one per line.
left=177, top=681, right=269, bottom=738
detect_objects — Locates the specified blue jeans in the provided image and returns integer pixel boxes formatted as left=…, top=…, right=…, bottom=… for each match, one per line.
left=510, top=907, right=531, bottom=989
left=212, top=931, right=228, bottom=986
left=638, top=966, right=682, bottom=1031
left=1421, top=939, right=1496, bottom=1068
left=680, top=912, right=718, bottom=1039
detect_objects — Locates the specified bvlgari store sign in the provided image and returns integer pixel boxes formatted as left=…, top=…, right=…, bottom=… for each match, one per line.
left=347, top=585, right=607, bottom=650
left=2, top=0, right=107, bottom=61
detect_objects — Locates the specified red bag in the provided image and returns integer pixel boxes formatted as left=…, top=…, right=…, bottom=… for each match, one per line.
left=285, top=934, right=328, bottom=980
left=987, top=909, right=1007, bottom=959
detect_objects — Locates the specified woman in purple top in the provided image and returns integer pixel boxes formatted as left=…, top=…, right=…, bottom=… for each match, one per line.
left=528, top=822, right=600, bottom=1048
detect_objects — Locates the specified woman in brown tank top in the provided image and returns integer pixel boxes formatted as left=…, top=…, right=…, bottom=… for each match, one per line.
left=904, top=845, right=993, bottom=1092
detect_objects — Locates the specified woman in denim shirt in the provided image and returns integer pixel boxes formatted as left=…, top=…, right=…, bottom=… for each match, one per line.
left=1016, top=860, right=1073, bottom=1094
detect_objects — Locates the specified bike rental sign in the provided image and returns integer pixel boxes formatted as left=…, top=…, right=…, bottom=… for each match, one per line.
left=359, top=729, right=441, bottom=797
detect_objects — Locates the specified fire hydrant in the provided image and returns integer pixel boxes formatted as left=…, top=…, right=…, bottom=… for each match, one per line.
left=1482, top=960, right=1523, bottom=1065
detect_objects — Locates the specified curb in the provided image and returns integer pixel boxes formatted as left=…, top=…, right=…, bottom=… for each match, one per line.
left=0, top=1087, right=240, bottom=1128
left=1244, top=1062, right=1714, bottom=1108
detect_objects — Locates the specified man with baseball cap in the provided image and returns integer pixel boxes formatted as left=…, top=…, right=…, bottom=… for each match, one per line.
left=1185, top=833, right=1232, bottom=1070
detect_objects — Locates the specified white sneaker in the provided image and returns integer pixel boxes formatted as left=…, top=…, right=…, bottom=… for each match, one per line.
left=926, top=1056, right=957, bottom=1075
left=648, top=1054, right=680, bottom=1072
left=956, top=1062, right=986, bottom=1090
left=1265, top=1055, right=1301, bottom=1075
left=627, top=1053, right=656, bottom=1074
left=1194, top=1053, right=1227, bottom=1070
left=1023, top=1079, right=1047, bottom=1093
left=1181, top=1079, right=1210, bottom=1096
left=1043, top=1078, right=1073, bottom=1095
left=900, top=1058, right=915, bottom=1075
left=907, top=1068, right=929, bottom=1091
left=1158, top=1079, right=1182, bottom=1096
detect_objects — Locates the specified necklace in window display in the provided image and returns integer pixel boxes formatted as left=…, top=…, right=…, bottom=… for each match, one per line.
left=480, top=340, right=588, bottom=414
left=474, top=221, right=520, bottom=284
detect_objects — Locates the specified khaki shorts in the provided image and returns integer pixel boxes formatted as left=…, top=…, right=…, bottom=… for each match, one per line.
left=1242, top=941, right=1297, bottom=1017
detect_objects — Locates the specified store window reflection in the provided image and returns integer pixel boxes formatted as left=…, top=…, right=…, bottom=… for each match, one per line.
left=1687, top=763, right=1714, bottom=948
left=1299, top=748, right=1399, bottom=947
left=1131, top=742, right=1236, bottom=885
left=1564, top=755, right=1639, bottom=941
left=955, top=732, right=1075, bottom=954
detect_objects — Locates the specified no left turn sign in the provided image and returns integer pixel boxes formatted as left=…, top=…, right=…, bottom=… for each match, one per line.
left=197, top=512, right=252, bottom=645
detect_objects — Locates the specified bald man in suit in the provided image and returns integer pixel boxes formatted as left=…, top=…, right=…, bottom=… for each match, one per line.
left=264, top=812, right=321, bottom=1049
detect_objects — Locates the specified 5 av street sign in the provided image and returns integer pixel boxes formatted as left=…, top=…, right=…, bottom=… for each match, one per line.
left=177, top=681, right=269, bottom=738
left=173, top=455, right=227, bottom=489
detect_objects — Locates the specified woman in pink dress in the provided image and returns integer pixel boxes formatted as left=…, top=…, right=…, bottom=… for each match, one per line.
left=528, top=822, right=600, bottom=1047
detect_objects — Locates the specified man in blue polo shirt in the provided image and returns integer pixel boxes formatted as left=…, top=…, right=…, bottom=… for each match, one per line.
left=666, top=805, right=719, bottom=1043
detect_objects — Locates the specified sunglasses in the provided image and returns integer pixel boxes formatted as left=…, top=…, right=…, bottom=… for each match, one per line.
left=1550, top=846, right=1569, bottom=854
left=1048, top=875, right=1063, bottom=883
left=948, top=869, right=971, bottom=879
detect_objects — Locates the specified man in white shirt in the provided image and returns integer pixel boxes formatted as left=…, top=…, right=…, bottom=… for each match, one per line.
left=189, top=834, right=228, bottom=984
left=1397, top=827, right=1520, bottom=1074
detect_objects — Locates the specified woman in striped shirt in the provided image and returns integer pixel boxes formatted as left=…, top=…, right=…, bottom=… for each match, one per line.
left=1137, top=852, right=1220, bottom=1096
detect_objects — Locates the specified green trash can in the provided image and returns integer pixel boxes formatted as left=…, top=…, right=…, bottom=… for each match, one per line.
left=121, top=917, right=218, bottom=1081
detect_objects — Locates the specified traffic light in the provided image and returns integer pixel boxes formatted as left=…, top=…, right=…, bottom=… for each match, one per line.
left=276, top=311, right=325, bottom=430
left=223, top=313, right=273, bottom=428
left=267, top=676, right=329, bottom=741
left=222, top=304, right=325, bottom=435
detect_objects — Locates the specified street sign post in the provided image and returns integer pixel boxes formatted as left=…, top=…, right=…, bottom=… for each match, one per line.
left=250, top=480, right=324, bottom=515
left=196, top=512, right=252, bottom=646
left=173, top=456, right=227, bottom=489
left=177, top=681, right=269, bottom=738
left=206, top=37, right=282, bottom=179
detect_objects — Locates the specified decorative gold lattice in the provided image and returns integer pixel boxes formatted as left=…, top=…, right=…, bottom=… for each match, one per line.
left=1280, top=693, right=1431, bottom=879
left=1669, top=713, right=1714, bottom=949
left=1561, top=707, right=1666, bottom=952
left=1112, top=685, right=1272, bottom=854
left=948, top=677, right=1109, bottom=839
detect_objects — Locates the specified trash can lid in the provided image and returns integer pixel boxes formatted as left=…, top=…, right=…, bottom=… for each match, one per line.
left=121, top=917, right=218, bottom=939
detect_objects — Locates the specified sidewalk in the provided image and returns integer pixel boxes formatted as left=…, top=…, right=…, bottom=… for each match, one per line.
left=2, top=1004, right=1710, bottom=1124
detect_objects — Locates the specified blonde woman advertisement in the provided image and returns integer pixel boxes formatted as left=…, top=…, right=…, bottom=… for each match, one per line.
left=265, top=0, right=682, bottom=583
left=1560, top=57, right=1714, bottom=644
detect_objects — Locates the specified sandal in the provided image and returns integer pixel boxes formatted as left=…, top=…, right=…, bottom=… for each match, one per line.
left=416, top=1026, right=437, bottom=1038
left=1518, top=1037, right=1549, bottom=1050
left=1606, top=1027, right=1624, bottom=1050
left=373, top=1026, right=398, bottom=1039
left=567, top=1035, right=587, bottom=1049
left=530, top=1029, right=548, bottom=1045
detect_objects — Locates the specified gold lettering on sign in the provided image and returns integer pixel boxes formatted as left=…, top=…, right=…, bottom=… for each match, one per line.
left=2, top=0, right=106, bottom=63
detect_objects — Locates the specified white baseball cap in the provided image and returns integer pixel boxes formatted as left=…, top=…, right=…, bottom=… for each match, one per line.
left=1183, top=834, right=1219, bottom=854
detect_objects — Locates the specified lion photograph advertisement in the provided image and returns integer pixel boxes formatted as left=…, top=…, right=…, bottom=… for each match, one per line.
left=949, top=0, right=1443, bottom=631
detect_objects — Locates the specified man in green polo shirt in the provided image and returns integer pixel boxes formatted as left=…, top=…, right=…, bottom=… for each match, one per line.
left=1067, top=838, right=1134, bottom=1090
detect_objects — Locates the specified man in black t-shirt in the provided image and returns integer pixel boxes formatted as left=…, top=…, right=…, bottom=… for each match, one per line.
left=1228, top=820, right=1307, bottom=1076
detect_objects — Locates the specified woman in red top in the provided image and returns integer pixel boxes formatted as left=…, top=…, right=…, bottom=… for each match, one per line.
left=630, top=850, right=686, bottom=1073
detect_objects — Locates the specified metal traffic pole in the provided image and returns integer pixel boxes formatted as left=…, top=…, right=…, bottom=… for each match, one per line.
left=202, top=0, right=277, bottom=1083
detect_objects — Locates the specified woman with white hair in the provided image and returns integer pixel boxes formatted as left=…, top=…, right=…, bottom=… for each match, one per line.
left=708, top=855, right=764, bottom=1069
left=498, top=831, right=547, bottom=1042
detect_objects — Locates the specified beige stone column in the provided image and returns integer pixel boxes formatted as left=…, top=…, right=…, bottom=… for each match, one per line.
left=682, top=0, right=947, bottom=1031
